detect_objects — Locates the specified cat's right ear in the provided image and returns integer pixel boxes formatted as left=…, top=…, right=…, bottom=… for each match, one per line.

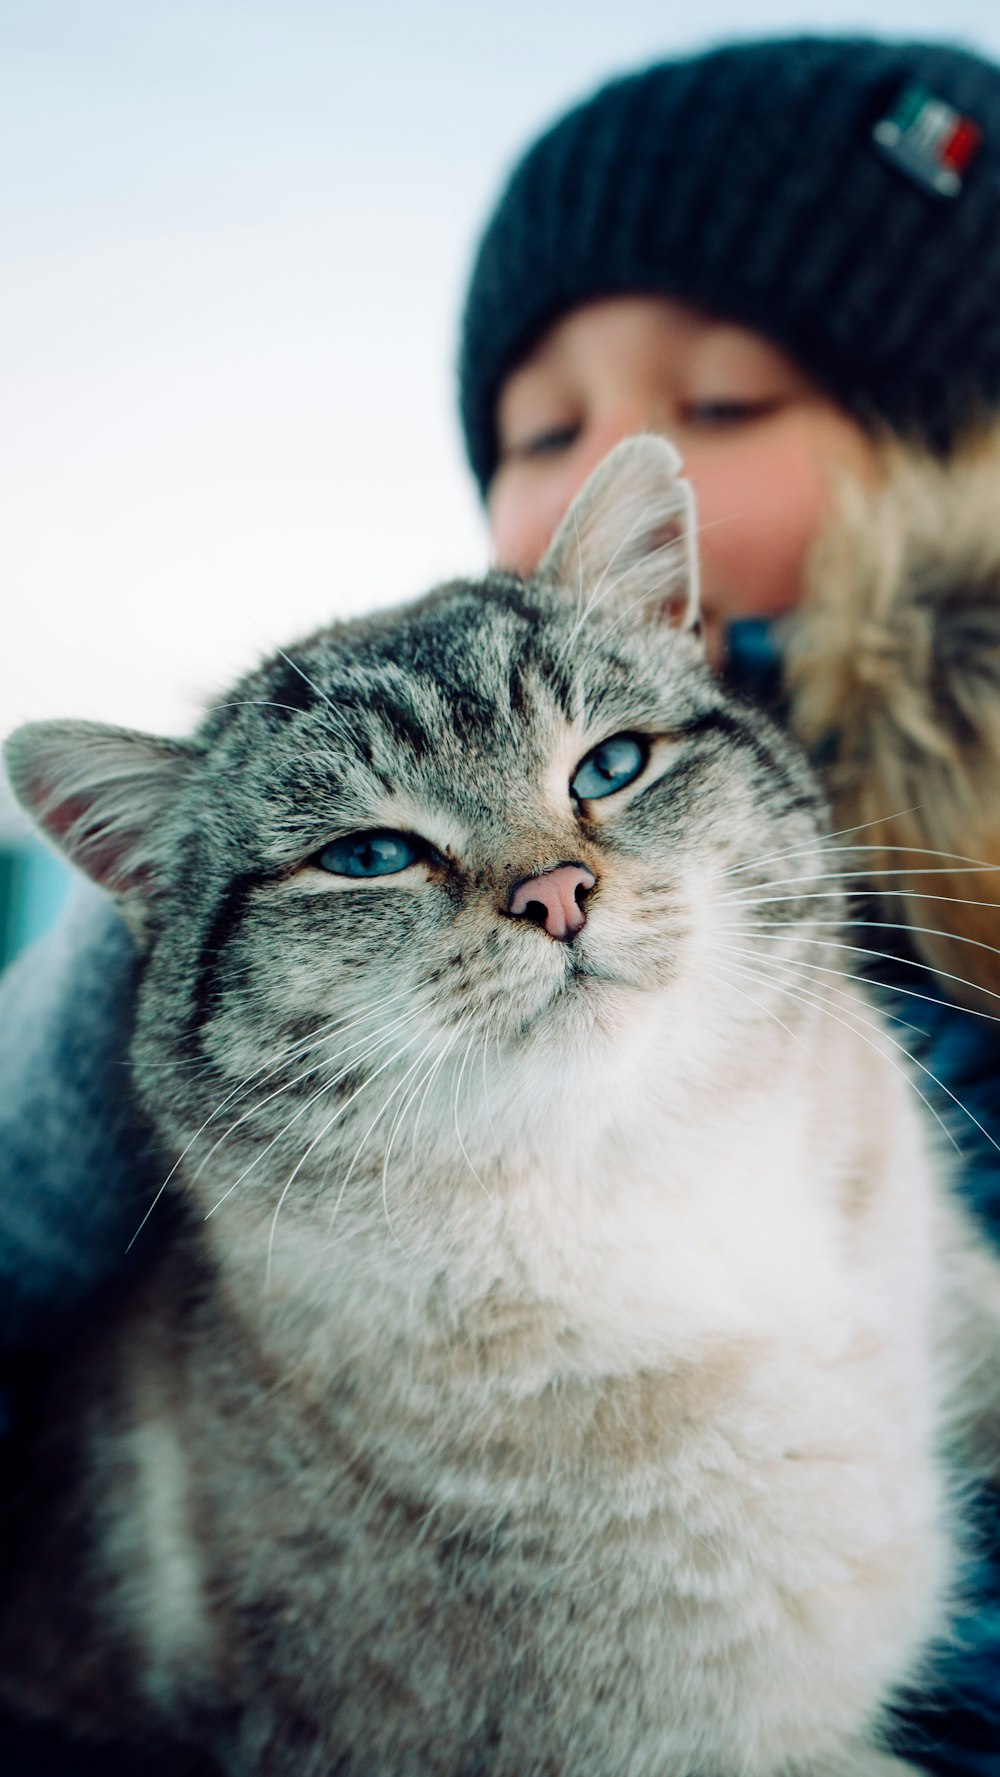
left=4, top=720, right=195, bottom=939
left=538, top=433, right=701, bottom=636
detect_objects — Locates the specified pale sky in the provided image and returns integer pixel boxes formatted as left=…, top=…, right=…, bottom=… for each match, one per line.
left=3, top=0, right=999, bottom=786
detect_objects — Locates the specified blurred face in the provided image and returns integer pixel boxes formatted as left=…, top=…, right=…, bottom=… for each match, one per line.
left=489, top=297, right=878, bottom=665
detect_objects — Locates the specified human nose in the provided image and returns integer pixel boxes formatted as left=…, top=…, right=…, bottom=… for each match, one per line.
left=490, top=407, right=680, bottom=578
left=576, top=408, right=677, bottom=487
left=546, top=409, right=682, bottom=546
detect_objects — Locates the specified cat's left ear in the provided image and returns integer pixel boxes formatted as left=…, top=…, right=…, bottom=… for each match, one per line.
left=538, top=433, right=701, bottom=637
left=4, top=719, right=196, bottom=941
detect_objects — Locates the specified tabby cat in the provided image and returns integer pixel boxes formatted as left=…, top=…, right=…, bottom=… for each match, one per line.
left=4, top=436, right=999, bottom=1776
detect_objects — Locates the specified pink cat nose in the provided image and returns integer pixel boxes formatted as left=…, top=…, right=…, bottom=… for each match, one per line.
left=507, top=863, right=596, bottom=941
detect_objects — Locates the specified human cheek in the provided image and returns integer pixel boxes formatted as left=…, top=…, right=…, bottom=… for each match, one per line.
left=488, top=467, right=565, bottom=575
left=685, top=441, right=831, bottom=626
left=490, top=415, right=658, bottom=574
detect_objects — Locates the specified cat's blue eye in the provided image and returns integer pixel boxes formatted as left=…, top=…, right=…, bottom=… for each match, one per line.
left=571, top=734, right=648, bottom=801
left=317, top=831, right=423, bottom=878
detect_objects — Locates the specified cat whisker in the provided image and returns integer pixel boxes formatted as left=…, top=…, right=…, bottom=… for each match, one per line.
left=381, top=1037, right=449, bottom=1183
left=700, top=961, right=836, bottom=1075
left=230, top=986, right=430, bottom=1112
left=722, top=831, right=1000, bottom=881
left=719, top=808, right=925, bottom=877
left=208, top=700, right=327, bottom=716
left=147, top=984, right=413, bottom=1136
left=331, top=1034, right=442, bottom=1257
left=715, top=952, right=962, bottom=1152
left=717, top=947, right=999, bottom=1158
left=480, top=1027, right=502, bottom=1162
left=271, top=645, right=339, bottom=718
left=722, top=870, right=1000, bottom=899
left=198, top=995, right=417, bottom=1135
left=263, top=1031, right=425, bottom=1281
left=451, top=1028, right=494, bottom=1199
left=193, top=563, right=356, bottom=738
left=382, top=1035, right=462, bottom=1243
left=375, top=1024, right=471, bottom=1249
left=202, top=1054, right=378, bottom=1223
left=719, top=921, right=1000, bottom=1019
left=189, top=1002, right=422, bottom=1193
left=126, top=1001, right=403, bottom=1249
left=135, top=1003, right=367, bottom=1078
left=206, top=1020, right=418, bottom=1222
left=713, top=940, right=950, bottom=1042
left=320, top=1025, right=464, bottom=1257
left=408, top=1020, right=467, bottom=1172
left=729, top=914, right=1000, bottom=972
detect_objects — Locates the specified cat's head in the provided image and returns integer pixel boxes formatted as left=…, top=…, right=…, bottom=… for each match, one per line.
left=6, top=438, right=830, bottom=1228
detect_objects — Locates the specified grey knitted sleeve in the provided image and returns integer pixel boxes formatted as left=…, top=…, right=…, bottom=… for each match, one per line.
left=0, top=881, right=167, bottom=1354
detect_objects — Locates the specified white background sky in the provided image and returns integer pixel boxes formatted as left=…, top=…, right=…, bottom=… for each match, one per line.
left=3, top=0, right=1000, bottom=787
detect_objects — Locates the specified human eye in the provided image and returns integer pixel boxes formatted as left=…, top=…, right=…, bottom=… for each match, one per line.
left=505, top=420, right=581, bottom=463
left=681, top=397, right=780, bottom=428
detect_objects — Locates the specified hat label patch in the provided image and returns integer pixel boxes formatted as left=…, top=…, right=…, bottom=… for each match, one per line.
left=873, top=80, right=982, bottom=197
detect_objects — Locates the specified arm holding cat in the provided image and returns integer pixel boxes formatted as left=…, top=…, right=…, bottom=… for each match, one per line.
left=0, top=883, right=165, bottom=1363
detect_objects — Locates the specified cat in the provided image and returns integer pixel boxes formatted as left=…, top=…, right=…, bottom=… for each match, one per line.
left=3, top=434, right=999, bottom=1777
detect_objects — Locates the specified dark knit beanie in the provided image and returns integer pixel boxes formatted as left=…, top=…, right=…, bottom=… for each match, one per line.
left=459, top=37, right=1000, bottom=493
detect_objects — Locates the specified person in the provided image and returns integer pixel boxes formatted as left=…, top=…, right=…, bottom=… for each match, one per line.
left=455, top=37, right=1000, bottom=1773
left=2, top=31, right=1000, bottom=1775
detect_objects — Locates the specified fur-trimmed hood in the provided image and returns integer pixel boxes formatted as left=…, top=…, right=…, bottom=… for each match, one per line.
left=783, top=426, right=1000, bottom=1012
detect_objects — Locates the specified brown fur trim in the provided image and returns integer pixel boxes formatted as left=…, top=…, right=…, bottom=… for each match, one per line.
left=783, top=425, right=1000, bottom=1012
